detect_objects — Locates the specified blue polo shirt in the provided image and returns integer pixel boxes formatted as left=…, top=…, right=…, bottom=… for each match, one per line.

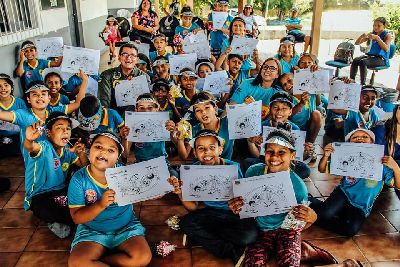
left=285, top=17, right=302, bottom=35
left=175, top=23, right=200, bottom=38
left=49, top=94, right=70, bottom=108
left=0, top=97, right=27, bottom=136
left=208, top=13, right=233, bottom=49
left=245, top=163, right=308, bottom=231
left=89, top=108, right=124, bottom=135
left=24, top=140, right=78, bottom=210
left=68, top=166, right=138, bottom=233
left=21, top=59, right=50, bottom=90
left=344, top=109, right=379, bottom=136
left=230, top=78, right=280, bottom=120
left=290, top=94, right=317, bottom=130
left=192, top=117, right=234, bottom=160
left=230, top=70, right=250, bottom=96
left=274, top=54, right=300, bottom=74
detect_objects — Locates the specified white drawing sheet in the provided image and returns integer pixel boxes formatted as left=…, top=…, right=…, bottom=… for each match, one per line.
left=114, top=75, right=150, bottom=107
left=61, top=45, right=100, bottom=75
left=36, top=37, right=64, bottom=58
left=182, top=31, right=211, bottom=59
left=293, top=69, right=330, bottom=94
left=180, top=165, right=238, bottom=201
left=195, top=78, right=205, bottom=91
left=372, top=106, right=392, bottom=122
left=227, top=101, right=262, bottom=139
left=230, top=36, right=259, bottom=56
left=0, top=121, right=20, bottom=133
left=135, top=43, right=150, bottom=57
left=203, top=71, right=229, bottom=96
left=86, top=76, right=99, bottom=96
left=212, top=11, right=228, bottom=30
left=330, top=142, right=384, bottom=181
left=125, top=111, right=170, bottom=142
left=106, top=156, right=173, bottom=206
left=260, top=126, right=306, bottom=161
left=233, top=171, right=298, bottom=219
left=327, top=80, right=361, bottom=111
left=169, top=53, right=197, bottom=75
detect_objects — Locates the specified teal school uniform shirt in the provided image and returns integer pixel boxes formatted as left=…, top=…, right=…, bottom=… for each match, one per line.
left=149, top=51, right=171, bottom=63
left=133, top=141, right=168, bottom=162
left=245, top=163, right=308, bottom=231
left=49, top=94, right=70, bottom=109
left=12, top=106, right=68, bottom=162
left=230, top=78, right=280, bottom=120
left=194, top=158, right=242, bottom=210
left=0, top=97, right=27, bottom=136
left=24, top=140, right=78, bottom=210
left=175, top=90, right=198, bottom=115
left=65, top=74, right=100, bottom=93
left=274, top=54, right=300, bottom=74
left=208, top=13, right=233, bottom=49
left=192, top=117, right=234, bottom=160
left=21, top=59, right=50, bottom=90
left=290, top=94, right=317, bottom=130
left=230, top=70, right=250, bottom=96
left=262, top=119, right=300, bottom=130
left=91, top=108, right=124, bottom=135
left=343, top=109, right=379, bottom=136
left=68, top=166, right=138, bottom=233
left=221, top=38, right=253, bottom=71
left=285, top=17, right=302, bottom=35
left=175, top=23, right=200, bottom=38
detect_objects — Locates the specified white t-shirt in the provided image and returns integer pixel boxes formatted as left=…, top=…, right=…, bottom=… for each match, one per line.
left=240, top=14, right=256, bottom=32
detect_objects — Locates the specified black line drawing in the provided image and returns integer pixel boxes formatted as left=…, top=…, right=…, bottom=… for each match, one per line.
left=294, top=70, right=329, bottom=94
left=115, top=76, right=150, bottom=107
left=328, top=81, right=360, bottom=111
left=230, top=36, right=258, bottom=56
left=130, top=118, right=169, bottom=141
left=335, top=151, right=375, bottom=177
left=118, top=165, right=162, bottom=197
left=189, top=175, right=232, bottom=199
left=61, top=46, right=100, bottom=75
left=203, top=72, right=229, bottom=95
left=234, top=111, right=260, bottom=135
left=169, top=54, right=197, bottom=75
left=243, top=184, right=289, bottom=214
left=36, top=38, right=63, bottom=58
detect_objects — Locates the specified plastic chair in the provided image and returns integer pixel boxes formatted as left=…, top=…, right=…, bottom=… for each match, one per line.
left=368, top=44, right=396, bottom=85
left=325, top=60, right=350, bottom=77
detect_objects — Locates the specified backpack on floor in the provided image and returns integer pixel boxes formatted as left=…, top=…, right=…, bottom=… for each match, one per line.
left=334, top=39, right=355, bottom=64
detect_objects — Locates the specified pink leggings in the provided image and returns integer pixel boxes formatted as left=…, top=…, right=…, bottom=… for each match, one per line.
left=244, top=228, right=301, bottom=267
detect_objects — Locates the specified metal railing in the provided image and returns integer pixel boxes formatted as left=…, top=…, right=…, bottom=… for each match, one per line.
left=0, top=0, right=41, bottom=46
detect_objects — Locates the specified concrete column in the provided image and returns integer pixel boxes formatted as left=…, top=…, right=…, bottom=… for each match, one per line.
left=238, top=0, right=246, bottom=14
left=310, top=0, right=323, bottom=55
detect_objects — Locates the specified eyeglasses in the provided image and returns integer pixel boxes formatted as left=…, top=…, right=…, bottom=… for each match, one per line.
left=262, top=65, right=278, bottom=71
left=120, top=53, right=138, bottom=59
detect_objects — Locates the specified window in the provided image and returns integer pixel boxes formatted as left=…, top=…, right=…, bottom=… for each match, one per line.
left=0, top=0, right=40, bottom=45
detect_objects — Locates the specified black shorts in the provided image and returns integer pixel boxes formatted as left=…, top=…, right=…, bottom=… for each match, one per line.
left=288, top=32, right=306, bottom=43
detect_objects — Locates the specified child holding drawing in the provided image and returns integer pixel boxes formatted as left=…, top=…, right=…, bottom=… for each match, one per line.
left=311, top=128, right=400, bottom=236
left=24, top=112, right=87, bottom=238
left=68, top=131, right=152, bottom=267
left=169, top=129, right=258, bottom=264
left=279, top=71, right=321, bottom=163
left=15, top=40, right=62, bottom=92
left=173, top=92, right=234, bottom=160
left=149, top=33, right=171, bottom=63
left=228, top=123, right=317, bottom=266
left=43, top=70, right=70, bottom=108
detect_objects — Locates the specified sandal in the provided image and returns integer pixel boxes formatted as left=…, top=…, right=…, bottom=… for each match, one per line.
left=301, top=240, right=338, bottom=265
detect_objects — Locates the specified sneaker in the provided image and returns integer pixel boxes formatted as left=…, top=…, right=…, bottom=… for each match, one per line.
left=48, top=222, right=71, bottom=238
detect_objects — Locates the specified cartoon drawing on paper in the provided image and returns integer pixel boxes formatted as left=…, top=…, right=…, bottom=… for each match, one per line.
left=130, top=119, right=168, bottom=140
left=335, top=151, right=375, bottom=177
left=189, top=175, right=232, bottom=199
left=61, top=46, right=100, bottom=75
left=328, top=81, right=361, bottom=111
left=118, top=165, right=162, bottom=197
left=36, top=37, right=63, bottom=58
left=293, top=69, right=330, bottom=94
left=243, top=184, right=289, bottom=214
left=234, top=111, right=259, bottom=135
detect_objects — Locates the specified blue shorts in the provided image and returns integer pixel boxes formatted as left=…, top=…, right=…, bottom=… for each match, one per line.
left=288, top=32, right=306, bottom=42
left=71, top=218, right=146, bottom=250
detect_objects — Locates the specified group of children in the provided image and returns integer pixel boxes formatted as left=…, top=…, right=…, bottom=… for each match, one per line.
left=0, top=1, right=398, bottom=266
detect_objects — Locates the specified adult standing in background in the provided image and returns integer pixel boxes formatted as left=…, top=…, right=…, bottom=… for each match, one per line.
left=130, top=0, right=160, bottom=50
left=285, top=7, right=311, bottom=53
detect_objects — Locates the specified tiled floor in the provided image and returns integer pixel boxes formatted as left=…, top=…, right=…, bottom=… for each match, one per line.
left=1, top=52, right=399, bottom=266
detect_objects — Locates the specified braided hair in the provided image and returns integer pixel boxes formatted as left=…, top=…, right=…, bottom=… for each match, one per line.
left=384, top=105, right=399, bottom=157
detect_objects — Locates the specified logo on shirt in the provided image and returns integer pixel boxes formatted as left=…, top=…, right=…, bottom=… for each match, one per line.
left=261, top=105, right=270, bottom=120
left=358, top=122, right=365, bottom=128
left=365, top=179, right=378, bottom=188
left=54, top=158, right=60, bottom=169
left=85, top=189, right=98, bottom=203
left=62, top=162, right=70, bottom=172
left=25, top=71, right=33, bottom=78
